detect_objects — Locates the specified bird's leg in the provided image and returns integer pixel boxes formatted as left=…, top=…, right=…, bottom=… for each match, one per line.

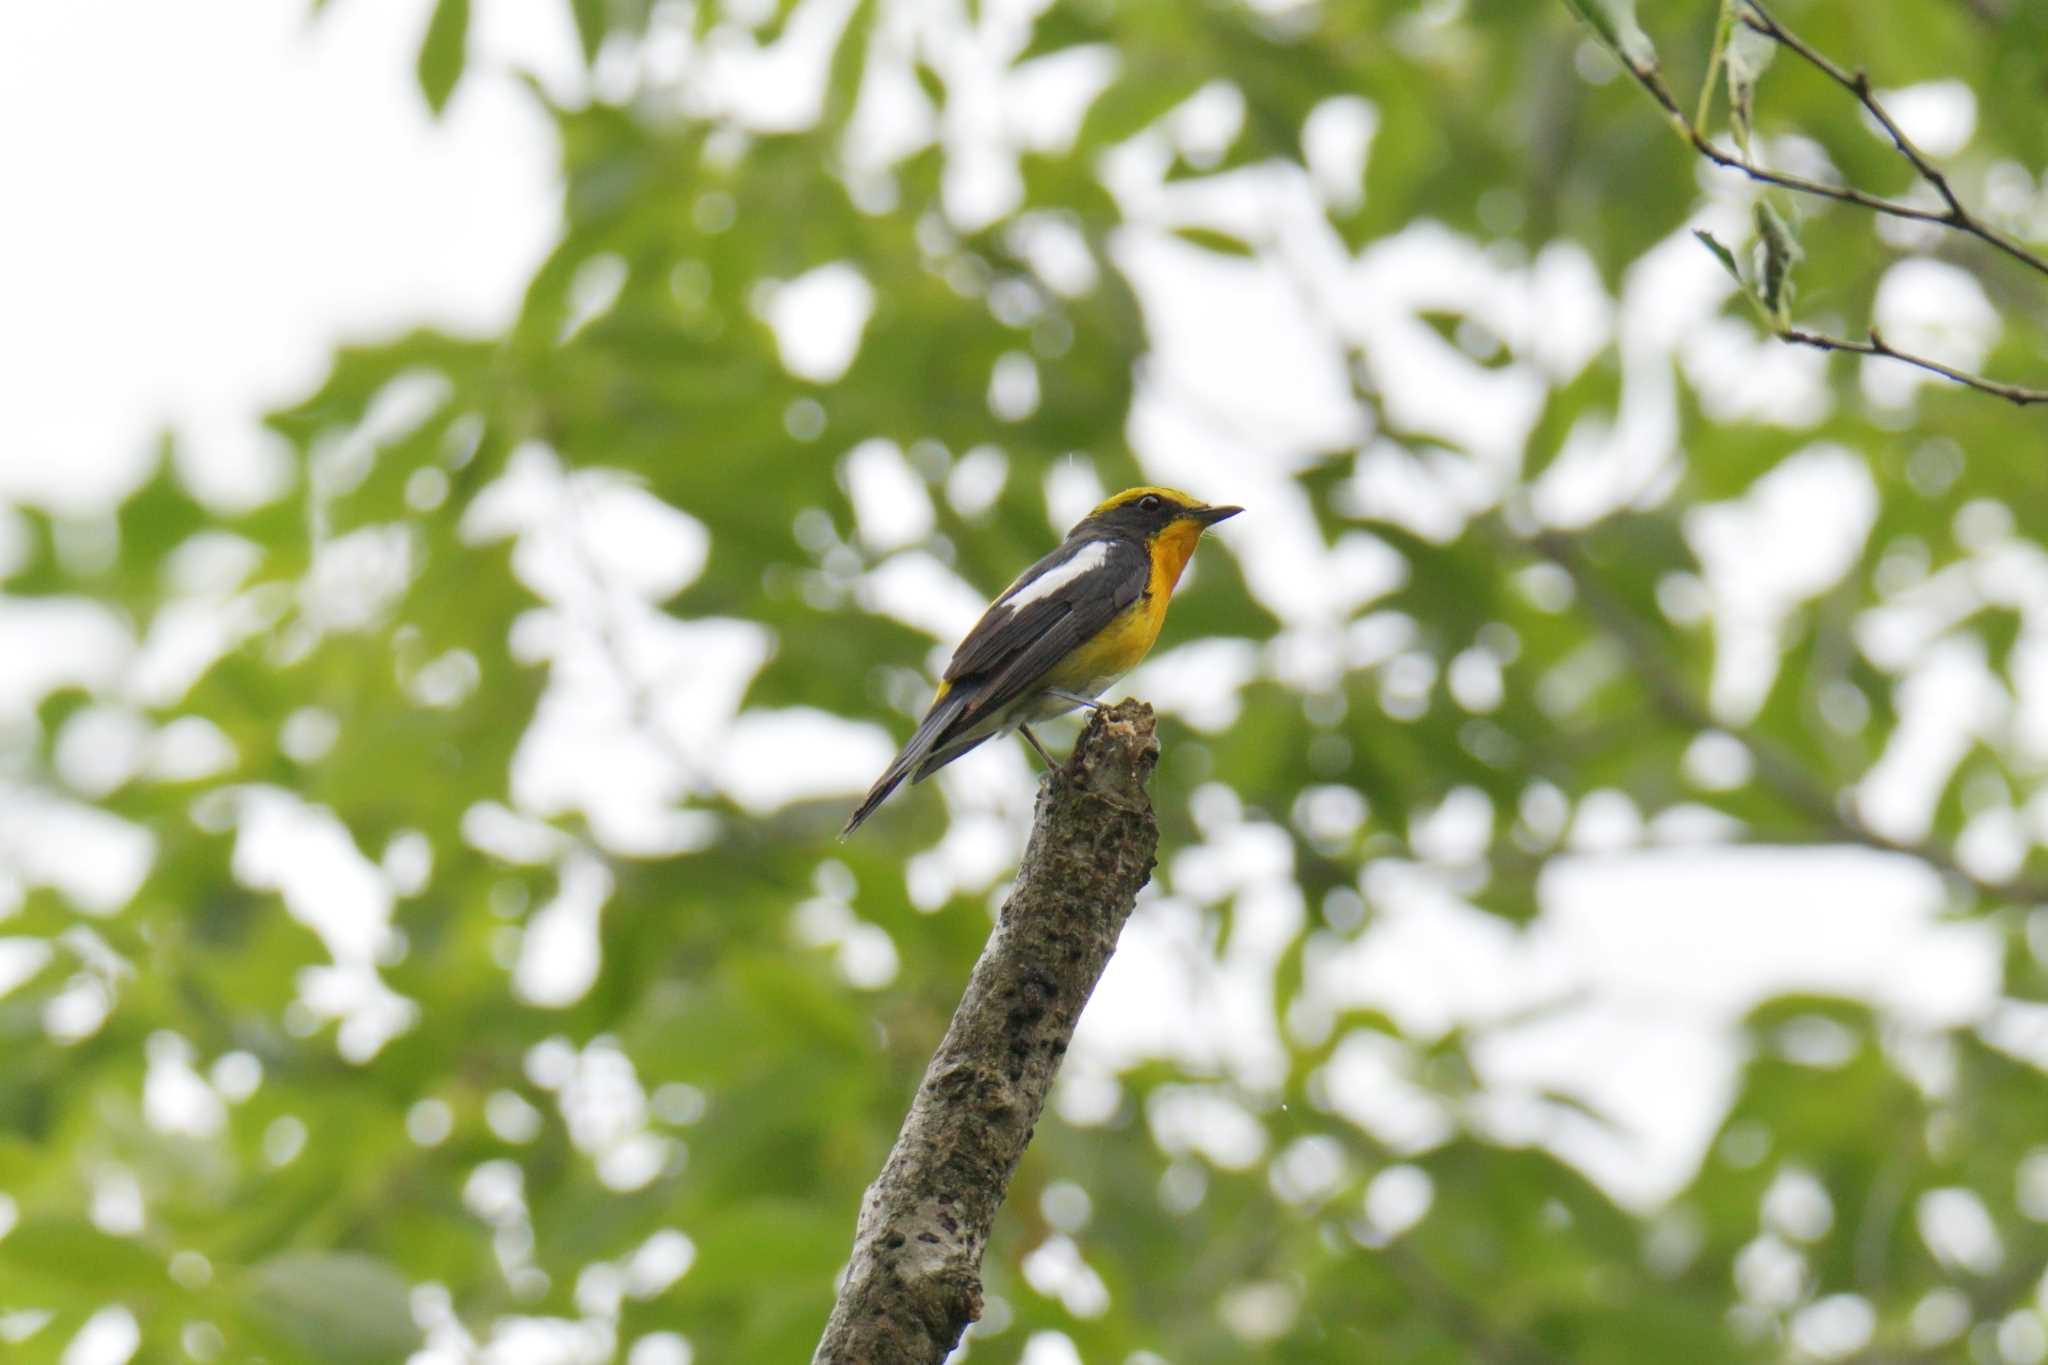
left=1044, top=687, right=1104, bottom=711
left=1019, top=724, right=1059, bottom=768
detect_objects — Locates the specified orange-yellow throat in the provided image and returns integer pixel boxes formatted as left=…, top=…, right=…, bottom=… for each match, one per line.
left=1149, top=517, right=1206, bottom=595
left=1041, top=516, right=1211, bottom=694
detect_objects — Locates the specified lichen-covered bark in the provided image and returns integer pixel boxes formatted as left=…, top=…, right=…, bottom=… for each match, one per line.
left=812, top=699, right=1161, bottom=1365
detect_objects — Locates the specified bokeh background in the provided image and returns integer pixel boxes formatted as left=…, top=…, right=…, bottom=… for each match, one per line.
left=5, top=0, right=2048, bottom=1361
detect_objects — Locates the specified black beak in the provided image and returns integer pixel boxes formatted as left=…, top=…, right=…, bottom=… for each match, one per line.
left=1195, top=504, right=1242, bottom=526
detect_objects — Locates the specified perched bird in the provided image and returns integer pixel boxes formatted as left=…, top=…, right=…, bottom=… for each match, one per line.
left=842, top=485, right=1240, bottom=837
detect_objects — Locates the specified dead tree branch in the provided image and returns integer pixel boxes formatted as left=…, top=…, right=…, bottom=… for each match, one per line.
left=812, top=700, right=1161, bottom=1365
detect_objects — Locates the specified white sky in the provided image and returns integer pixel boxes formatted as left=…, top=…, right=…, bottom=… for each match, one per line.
left=0, top=0, right=569, bottom=511
left=0, top=2, right=2036, bottom=1360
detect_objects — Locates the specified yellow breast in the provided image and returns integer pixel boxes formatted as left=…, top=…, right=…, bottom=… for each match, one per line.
left=1047, top=595, right=1167, bottom=694
left=1042, top=522, right=1200, bottom=695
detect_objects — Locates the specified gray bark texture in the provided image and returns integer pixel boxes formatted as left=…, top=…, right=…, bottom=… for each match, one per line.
left=812, top=699, right=1161, bottom=1365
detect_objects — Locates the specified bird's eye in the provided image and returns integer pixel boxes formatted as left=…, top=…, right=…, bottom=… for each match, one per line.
left=1138, top=494, right=1162, bottom=513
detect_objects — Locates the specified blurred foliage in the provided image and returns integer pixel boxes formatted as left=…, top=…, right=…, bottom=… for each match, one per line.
left=4, top=0, right=2048, bottom=1362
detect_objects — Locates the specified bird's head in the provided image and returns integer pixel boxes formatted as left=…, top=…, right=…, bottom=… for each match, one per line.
left=1076, top=486, right=1242, bottom=541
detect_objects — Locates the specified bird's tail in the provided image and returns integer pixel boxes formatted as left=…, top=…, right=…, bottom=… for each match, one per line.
left=840, top=688, right=972, bottom=838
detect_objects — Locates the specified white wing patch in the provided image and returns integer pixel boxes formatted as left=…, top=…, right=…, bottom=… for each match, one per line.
left=1003, top=540, right=1110, bottom=611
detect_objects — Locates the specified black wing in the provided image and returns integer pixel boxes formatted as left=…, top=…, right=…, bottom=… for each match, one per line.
left=941, top=534, right=1148, bottom=722
left=840, top=535, right=1145, bottom=837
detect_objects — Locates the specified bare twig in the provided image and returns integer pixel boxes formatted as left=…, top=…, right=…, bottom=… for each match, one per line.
left=1739, top=0, right=2048, bottom=281
left=1570, top=0, right=2048, bottom=404
left=813, top=701, right=1160, bottom=1365
left=1526, top=531, right=2048, bottom=907
left=1780, top=327, right=2048, bottom=405
left=1595, top=2, right=2048, bottom=281
left=1608, top=54, right=1987, bottom=240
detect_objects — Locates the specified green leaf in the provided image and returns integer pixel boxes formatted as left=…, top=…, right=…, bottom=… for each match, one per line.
left=237, top=1253, right=424, bottom=1365
left=822, top=0, right=876, bottom=132
left=1078, top=72, right=1201, bottom=147
left=1563, top=0, right=1657, bottom=70
left=0, top=1220, right=169, bottom=1298
left=1168, top=226, right=1258, bottom=257
left=1752, top=198, right=1802, bottom=326
left=1692, top=228, right=1743, bottom=284
left=569, top=0, right=607, bottom=64
left=1724, top=19, right=1777, bottom=154
left=415, top=0, right=470, bottom=115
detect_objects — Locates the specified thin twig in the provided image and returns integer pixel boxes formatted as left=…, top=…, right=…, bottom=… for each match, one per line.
left=1599, top=2, right=2048, bottom=282
left=1780, top=327, right=2048, bottom=405
left=1612, top=56, right=1988, bottom=238
left=1739, top=0, right=2048, bottom=281
left=1526, top=531, right=2048, bottom=907
left=1571, top=0, right=2048, bottom=404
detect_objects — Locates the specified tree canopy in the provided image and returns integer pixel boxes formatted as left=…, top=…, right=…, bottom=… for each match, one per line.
left=5, top=1, right=2048, bottom=1362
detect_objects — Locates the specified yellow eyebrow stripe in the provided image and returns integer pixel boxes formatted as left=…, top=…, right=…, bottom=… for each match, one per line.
left=1087, top=485, right=1197, bottom=515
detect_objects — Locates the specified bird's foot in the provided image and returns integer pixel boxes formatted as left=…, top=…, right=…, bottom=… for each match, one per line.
left=1044, top=688, right=1104, bottom=711
left=1019, top=723, right=1059, bottom=768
